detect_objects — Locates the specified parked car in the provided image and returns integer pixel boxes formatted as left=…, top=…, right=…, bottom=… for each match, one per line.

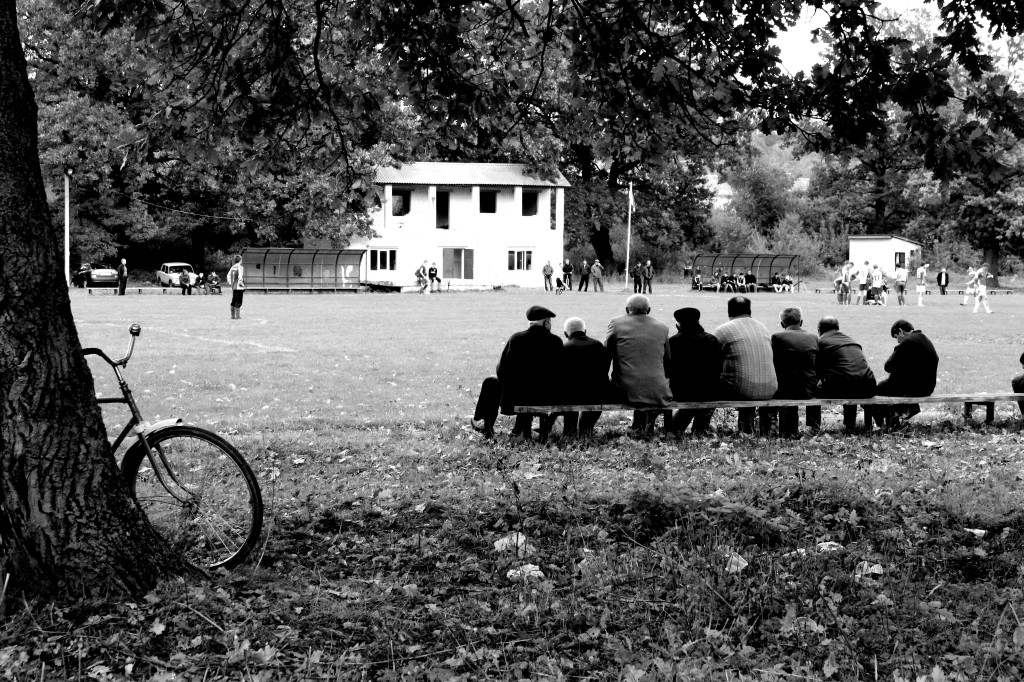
left=157, top=262, right=198, bottom=288
left=72, top=263, right=118, bottom=287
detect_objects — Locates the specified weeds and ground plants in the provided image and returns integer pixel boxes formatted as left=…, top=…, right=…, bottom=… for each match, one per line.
left=1, top=288, right=1023, bottom=680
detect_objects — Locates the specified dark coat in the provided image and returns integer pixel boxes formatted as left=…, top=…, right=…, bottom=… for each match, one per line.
left=668, top=323, right=723, bottom=400
left=772, top=326, right=818, bottom=399
left=497, top=324, right=563, bottom=414
left=879, top=330, right=938, bottom=397
left=816, top=330, right=877, bottom=398
left=606, top=313, right=672, bottom=405
left=560, top=332, right=612, bottom=404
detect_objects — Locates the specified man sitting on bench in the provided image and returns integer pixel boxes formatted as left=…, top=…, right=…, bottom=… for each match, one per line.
left=556, top=317, right=612, bottom=438
left=873, top=319, right=939, bottom=427
left=815, top=316, right=877, bottom=433
left=471, top=305, right=562, bottom=440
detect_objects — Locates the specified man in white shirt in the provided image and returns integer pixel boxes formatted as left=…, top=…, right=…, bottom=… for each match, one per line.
left=915, top=263, right=930, bottom=306
left=855, top=261, right=870, bottom=305
left=893, top=263, right=908, bottom=306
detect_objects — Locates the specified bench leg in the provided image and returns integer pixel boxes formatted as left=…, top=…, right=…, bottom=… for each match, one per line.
left=986, top=402, right=995, bottom=424
left=964, top=402, right=972, bottom=421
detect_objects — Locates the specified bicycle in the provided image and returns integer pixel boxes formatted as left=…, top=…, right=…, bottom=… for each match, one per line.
left=86, top=324, right=263, bottom=570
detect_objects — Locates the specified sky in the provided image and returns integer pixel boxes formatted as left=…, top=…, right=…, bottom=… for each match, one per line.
left=775, top=0, right=933, bottom=74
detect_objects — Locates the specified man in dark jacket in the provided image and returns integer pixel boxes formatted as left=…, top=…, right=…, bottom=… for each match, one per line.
left=874, top=319, right=939, bottom=425
left=561, top=261, right=574, bottom=290
left=577, top=259, right=591, bottom=291
left=631, top=263, right=643, bottom=293
left=816, top=316, right=877, bottom=432
left=641, top=260, right=654, bottom=294
left=772, top=307, right=820, bottom=437
left=555, top=317, right=612, bottom=438
left=668, top=307, right=722, bottom=436
left=471, top=305, right=563, bottom=440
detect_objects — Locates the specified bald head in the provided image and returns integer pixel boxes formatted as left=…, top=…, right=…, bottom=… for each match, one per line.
left=625, top=294, right=650, bottom=315
left=818, top=316, right=840, bottom=334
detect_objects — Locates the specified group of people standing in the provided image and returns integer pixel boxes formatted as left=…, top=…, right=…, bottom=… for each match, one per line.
left=543, top=259, right=654, bottom=294
left=470, top=294, right=942, bottom=441
left=835, top=261, right=994, bottom=312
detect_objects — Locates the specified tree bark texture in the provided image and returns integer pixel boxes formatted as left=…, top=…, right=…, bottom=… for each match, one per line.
left=0, top=0, right=183, bottom=596
left=983, top=245, right=1001, bottom=289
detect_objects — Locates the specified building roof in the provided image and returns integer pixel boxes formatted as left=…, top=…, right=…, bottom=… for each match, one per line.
left=375, top=162, right=571, bottom=188
left=848, top=234, right=923, bottom=246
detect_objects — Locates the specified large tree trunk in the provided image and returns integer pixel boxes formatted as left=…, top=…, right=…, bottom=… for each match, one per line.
left=983, top=244, right=1001, bottom=289
left=0, top=0, right=184, bottom=597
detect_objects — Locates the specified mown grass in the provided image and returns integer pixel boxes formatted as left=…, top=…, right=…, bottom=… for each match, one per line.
left=2, top=285, right=1023, bottom=680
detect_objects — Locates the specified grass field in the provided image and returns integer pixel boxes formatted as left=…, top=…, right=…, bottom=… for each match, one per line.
left=3, top=284, right=1024, bottom=680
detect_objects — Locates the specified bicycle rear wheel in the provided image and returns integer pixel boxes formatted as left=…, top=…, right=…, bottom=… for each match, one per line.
left=121, top=425, right=263, bottom=570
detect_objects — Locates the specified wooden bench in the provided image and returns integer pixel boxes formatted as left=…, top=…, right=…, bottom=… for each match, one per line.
left=956, top=289, right=1014, bottom=295
left=516, top=393, right=1024, bottom=429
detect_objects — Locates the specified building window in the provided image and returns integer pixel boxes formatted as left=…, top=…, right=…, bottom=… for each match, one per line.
left=436, top=191, right=450, bottom=229
left=392, top=189, right=411, bottom=216
left=370, top=249, right=397, bottom=271
left=443, top=248, right=474, bottom=279
left=480, top=190, right=497, bottom=214
left=508, top=250, right=532, bottom=271
left=522, top=191, right=538, bottom=216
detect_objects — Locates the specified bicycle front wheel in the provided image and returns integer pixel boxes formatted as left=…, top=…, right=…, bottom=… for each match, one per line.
left=122, top=425, right=263, bottom=570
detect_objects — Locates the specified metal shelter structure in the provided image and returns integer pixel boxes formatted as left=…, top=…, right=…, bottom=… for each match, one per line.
left=691, top=253, right=802, bottom=287
left=241, top=248, right=364, bottom=292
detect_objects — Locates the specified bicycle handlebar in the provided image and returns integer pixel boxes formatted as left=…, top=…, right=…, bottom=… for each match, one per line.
left=83, top=324, right=142, bottom=367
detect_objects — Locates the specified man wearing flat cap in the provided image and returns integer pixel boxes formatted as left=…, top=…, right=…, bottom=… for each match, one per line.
left=471, top=305, right=563, bottom=439
left=606, top=294, right=672, bottom=434
left=668, top=307, right=722, bottom=436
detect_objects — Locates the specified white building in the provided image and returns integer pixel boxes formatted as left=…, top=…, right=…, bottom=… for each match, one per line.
left=848, top=235, right=923, bottom=274
left=347, top=162, right=570, bottom=289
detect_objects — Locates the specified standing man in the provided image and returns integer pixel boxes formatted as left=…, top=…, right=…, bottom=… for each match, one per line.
left=714, top=296, right=778, bottom=435
left=470, top=306, right=562, bottom=440
left=542, top=261, right=554, bottom=291
left=874, top=319, right=939, bottom=427
left=668, top=307, right=722, bottom=437
left=428, top=262, right=441, bottom=293
left=771, top=307, right=820, bottom=437
left=815, top=316, right=877, bottom=432
left=577, top=259, right=591, bottom=292
left=631, top=262, right=643, bottom=293
left=840, top=262, right=853, bottom=305
left=961, top=265, right=978, bottom=306
left=561, top=260, right=574, bottom=291
left=915, top=262, right=930, bottom=306
left=893, top=262, right=908, bottom=306
left=415, top=260, right=429, bottom=294
left=936, top=267, right=950, bottom=295
left=116, top=258, right=128, bottom=296
left=869, top=265, right=884, bottom=304
left=590, top=259, right=604, bottom=292
left=227, top=254, right=245, bottom=319
left=606, top=294, right=673, bottom=435
left=641, top=260, right=654, bottom=294
left=855, top=261, right=870, bottom=305
left=972, top=263, right=994, bottom=313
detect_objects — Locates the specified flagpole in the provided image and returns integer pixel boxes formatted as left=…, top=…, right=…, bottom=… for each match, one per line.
left=625, top=182, right=633, bottom=287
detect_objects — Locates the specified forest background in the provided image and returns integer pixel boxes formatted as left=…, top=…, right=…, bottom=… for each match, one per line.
left=25, top=0, right=1024, bottom=286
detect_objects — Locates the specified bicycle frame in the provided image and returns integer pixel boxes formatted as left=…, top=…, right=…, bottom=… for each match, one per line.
left=85, top=325, right=192, bottom=503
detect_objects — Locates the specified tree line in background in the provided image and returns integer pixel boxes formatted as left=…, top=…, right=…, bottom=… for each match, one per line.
left=24, top=1, right=1024, bottom=283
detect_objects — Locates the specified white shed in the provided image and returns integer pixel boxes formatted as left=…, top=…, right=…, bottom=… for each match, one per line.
left=347, top=162, right=570, bottom=289
left=848, top=235, right=923, bottom=275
